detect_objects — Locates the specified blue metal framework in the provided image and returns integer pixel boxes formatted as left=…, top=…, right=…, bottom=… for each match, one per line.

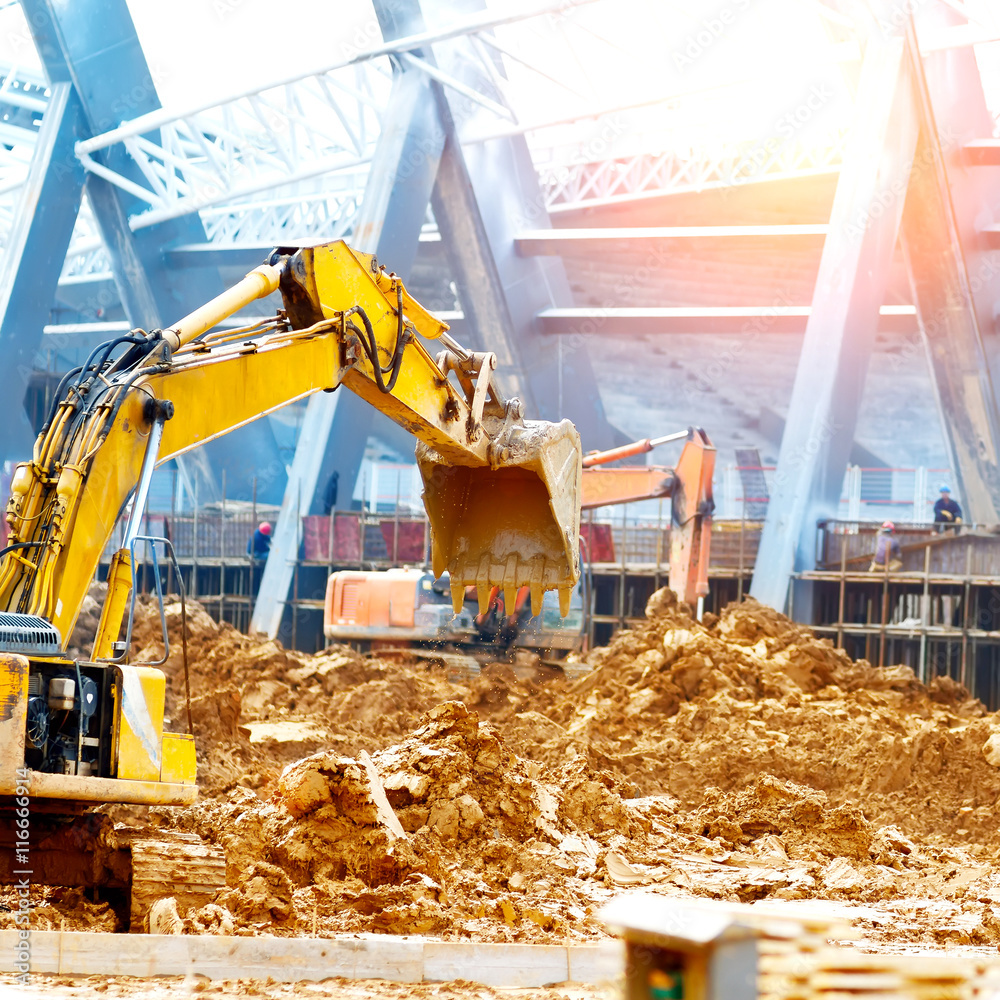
left=0, top=0, right=998, bottom=634
left=0, top=82, right=86, bottom=465
left=750, top=33, right=920, bottom=612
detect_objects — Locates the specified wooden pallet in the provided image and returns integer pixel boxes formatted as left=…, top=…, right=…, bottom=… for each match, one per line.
left=760, top=945, right=1000, bottom=1000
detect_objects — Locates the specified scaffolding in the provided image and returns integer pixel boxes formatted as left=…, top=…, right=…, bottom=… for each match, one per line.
left=90, top=476, right=1000, bottom=710
left=801, top=521, right=1000, bottom=707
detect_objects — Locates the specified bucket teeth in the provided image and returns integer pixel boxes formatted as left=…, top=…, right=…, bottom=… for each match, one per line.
left=529, top=555, right=546, bottom=619
left=431, top=543, right=446, bottom=581
left=502, top=554, right=519, bottom=617
left=504, top=587, right=517, bottom=619
left=450, top=582, right=465, bottom=615
left=476, top=554, right=492, bottom=615
left=558, top=586, right=571, bottom=618
left=529, top=585, right=543, bottom=621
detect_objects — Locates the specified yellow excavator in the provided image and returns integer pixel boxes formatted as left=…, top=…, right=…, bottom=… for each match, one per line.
left=0, top=240, right=582, bottom=926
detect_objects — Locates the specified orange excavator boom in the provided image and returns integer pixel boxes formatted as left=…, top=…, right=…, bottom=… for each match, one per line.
left=580, top=428, right=715, bottom=606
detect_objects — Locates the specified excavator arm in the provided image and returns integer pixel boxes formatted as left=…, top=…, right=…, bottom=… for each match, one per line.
left=0, top=240, right=581, bottom=649
left=581, top=428, right=715, bottom=606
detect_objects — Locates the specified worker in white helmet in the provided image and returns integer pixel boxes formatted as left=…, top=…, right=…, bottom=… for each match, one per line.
left=869, top=520, right=902, bottom=572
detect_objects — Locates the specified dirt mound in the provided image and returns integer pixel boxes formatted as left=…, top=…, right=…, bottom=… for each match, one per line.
left=156, top=701, right=644, bottom=939
left=504, top=593, right=997, bottom=852
left=124, top=595, right=473, bottom=794
left=91, top=590, right=1000, bottom=947
left=0, top=887, right=119, bottom=933
left=693, top=774, right=874, bottom=861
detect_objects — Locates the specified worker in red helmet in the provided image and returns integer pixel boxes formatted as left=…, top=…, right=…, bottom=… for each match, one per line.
left=247, top=521, right=272, bottom=595
left=248, top=521, right=272, bottom=560
left=869, top=520, right=902, bottom=573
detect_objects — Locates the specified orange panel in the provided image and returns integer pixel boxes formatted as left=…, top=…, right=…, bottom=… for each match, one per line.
left=326, top=572, right=373, bottom=626
left=325, top=569, right=424, bottom=631
left=368, top=577, right=390, bottom=628
left=388, top=577, right=418, bottom=627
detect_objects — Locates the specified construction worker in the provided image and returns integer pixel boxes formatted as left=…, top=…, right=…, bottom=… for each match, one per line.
left=248, top=521, right=272, bottom=560
left=933, top=485, right=963, bottom=531
left=247, top=522, right=272, bottom=595
left=869, top=521, right=902, bottom=572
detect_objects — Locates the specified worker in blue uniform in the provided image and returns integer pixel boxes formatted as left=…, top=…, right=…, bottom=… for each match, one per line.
left=933, top=485, right=962, bottom=531
left=247, top=521, right=272, bottom=594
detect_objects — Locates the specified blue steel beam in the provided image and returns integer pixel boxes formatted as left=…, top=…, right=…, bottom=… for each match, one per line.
left=0, top=81, right=87, bottom=467
left=515, top=226, right=831, bottom=255
left=421, top=0, right=619, bottom=451
left=251, top=2, right=449, bottom=640
left=898, top=20, right=1000, bottom=521
left=916, top=5, right=1000, bottom=350
left=749, top=33, right=919, bottom=613
left=429, top=109, right=532, bottom=405
left=535, top=305, right=918, bottom=335
left=18, top=0, right=286, bottom=503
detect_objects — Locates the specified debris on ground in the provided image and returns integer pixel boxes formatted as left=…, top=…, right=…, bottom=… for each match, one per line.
left=23, top=588, right=1000, bottom=948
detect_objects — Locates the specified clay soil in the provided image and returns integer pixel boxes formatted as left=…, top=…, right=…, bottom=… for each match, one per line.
left=14, top=589, right=1000, bottom=957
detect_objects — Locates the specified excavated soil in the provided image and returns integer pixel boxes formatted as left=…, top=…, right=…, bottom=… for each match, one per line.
left=19, top=588, right=1000, bottom=951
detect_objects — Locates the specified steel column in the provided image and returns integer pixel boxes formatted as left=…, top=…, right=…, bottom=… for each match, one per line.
left=427, top=105, right=526, bottom=405
left=899, top=19, right=1000, bottom=521
left=19, top=0, right=286, bottom=503
left=750, top=34, right=919, bottom=612
left=251, top=6, right=447, bottom=639
left=0, top=81, right=87, bottom=466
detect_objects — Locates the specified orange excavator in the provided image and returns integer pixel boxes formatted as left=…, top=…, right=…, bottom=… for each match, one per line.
left=323, top=428, right=715, bottom=656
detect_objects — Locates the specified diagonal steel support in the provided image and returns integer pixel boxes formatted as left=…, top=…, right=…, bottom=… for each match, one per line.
left=17, top=0, right=286, bottom=503
left=429, top=111, right=529, bottom=405
left=0, top=81, right=87, bottom=467
left=750, top=33, right=919, bottom=612
left=251, top=33, right=447, bottom=639
left=899, top=20, right=1000, bottom=521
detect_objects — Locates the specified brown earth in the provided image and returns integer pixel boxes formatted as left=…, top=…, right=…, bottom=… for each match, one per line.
left=18, top=588, right=1000, bottom=949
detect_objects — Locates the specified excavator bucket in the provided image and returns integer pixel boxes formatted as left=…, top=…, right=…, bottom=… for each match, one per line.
left=416, top=418, right=582, bottom=619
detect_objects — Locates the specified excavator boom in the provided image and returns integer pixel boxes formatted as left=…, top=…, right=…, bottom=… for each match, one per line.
left=581, top=429, right=715, bottom=605
left=0, top=240, right=581, bottom=928
left=0, top=241, right=581, bottom=821
left=0, top=241, right=581, bottom=648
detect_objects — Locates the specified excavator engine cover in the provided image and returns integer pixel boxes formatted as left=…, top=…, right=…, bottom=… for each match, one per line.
left=416, top=418, right=582, bottom=618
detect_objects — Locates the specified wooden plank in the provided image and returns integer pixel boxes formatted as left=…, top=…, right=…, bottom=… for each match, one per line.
left=0, top=932, right=611, bottom=987
left=423, top=941, right=570, bottom=987
left=0, top=932, right=425, bottom=983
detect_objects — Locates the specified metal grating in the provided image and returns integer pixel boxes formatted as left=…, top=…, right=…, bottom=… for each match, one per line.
left=0, top=613, right=62, bottom=656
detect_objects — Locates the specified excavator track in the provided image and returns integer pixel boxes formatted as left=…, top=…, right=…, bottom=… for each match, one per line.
left=0, top=809, right=225, bottom=931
